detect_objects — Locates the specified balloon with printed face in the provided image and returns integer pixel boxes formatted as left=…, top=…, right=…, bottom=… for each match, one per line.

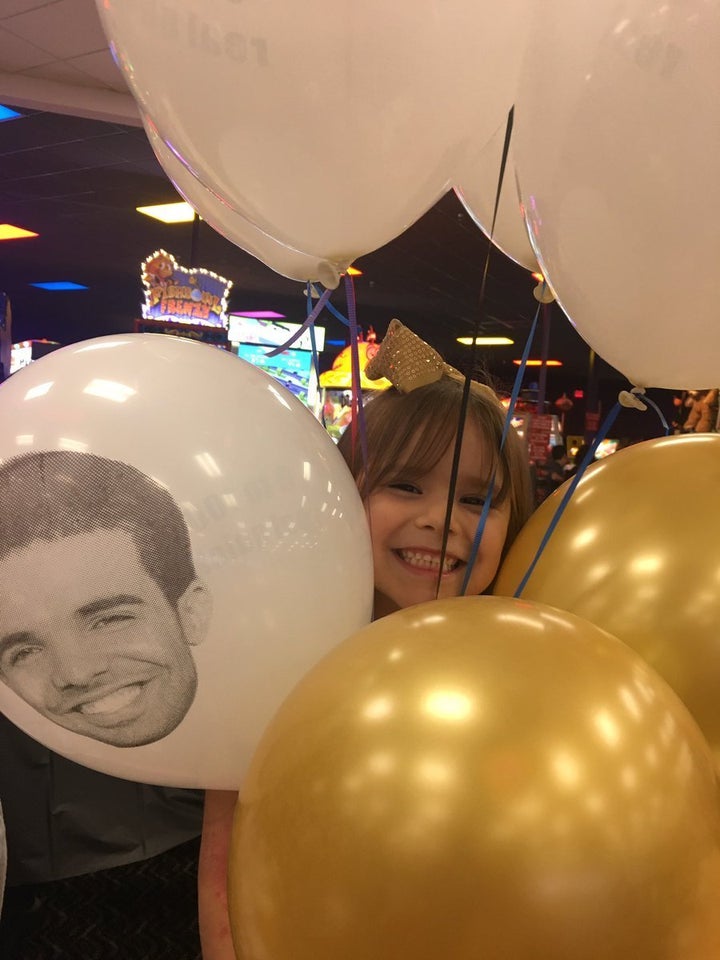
left=229, top=596, right=720, bottom=960
left=98, top=0, right=531, bottom=268
left=0, top=334, right=373, bottom=788
left=143, top=118, right=344, bottom=288
left=512, top=0, right=720, bottom=388
left=495, top=434, right=720, bottom=773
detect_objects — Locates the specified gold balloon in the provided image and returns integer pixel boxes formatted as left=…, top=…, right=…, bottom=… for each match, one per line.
left=496, top=434, right=720, bottom=769
left=229, top=596, right=720, bottom=960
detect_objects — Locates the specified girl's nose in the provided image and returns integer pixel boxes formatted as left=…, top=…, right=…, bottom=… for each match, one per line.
left=414, top=494, right=456, bottom=531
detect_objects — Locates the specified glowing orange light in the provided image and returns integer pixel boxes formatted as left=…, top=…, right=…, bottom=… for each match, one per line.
left=346, top=266, right=363, bottom=276
left=137, top=202, right=196, bottom=223
left=0, top=223, right=39, bottom=240
left=457, top=336, right=514, bottom=346
left=531, top=272, right=544, bottom=282
left=513, top=359, right=563, bottom=367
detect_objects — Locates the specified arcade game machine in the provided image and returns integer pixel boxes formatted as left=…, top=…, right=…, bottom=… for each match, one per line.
left=319, top=328, right=391, bottom=441
left=9, top=339, right=61, bottom=375
left=227, top=313, right=327, bottom=412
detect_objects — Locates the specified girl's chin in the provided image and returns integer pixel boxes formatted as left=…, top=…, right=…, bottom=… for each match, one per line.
left=374, top=574, right=493, bottom=619
left=373, top=585, right=446, bottom=619
left=372, top=589, right=401, bottom=620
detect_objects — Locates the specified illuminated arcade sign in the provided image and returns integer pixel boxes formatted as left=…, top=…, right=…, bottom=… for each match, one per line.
left=141, top=249, right=232, bottom=328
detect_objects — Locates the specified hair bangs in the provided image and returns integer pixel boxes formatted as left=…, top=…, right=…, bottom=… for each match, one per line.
left=377, top=403, right=458, bottom=489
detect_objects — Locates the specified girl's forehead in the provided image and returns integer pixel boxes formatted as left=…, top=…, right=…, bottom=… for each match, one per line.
left=457, top=419, right=496, bottom=455
left=398, top=420, right=498, bottom=477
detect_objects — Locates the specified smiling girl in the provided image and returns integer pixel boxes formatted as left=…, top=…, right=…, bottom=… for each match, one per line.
left=199, top=320, right=532, bottom=959
left=338, top=348, right=531, bottom=615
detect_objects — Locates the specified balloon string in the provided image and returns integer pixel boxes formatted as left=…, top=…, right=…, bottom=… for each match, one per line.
left=310, top=285, right=351, bottom=327
left=460, top=294, right=541, bottom=594
left=642, top=395, right=670, bottom=435
left=436, top=105, right=515, bottom=599
left=264, top=288, right=331, bottom=357
left=306, top=282, right=324, bottom=427
left=488, top=104, right=515, bottom=239
left=501, top=293, right=542, bottom=449
left=513, top=401, right=623, bottom=598
left=344, top=274, right=369, bottom=494
left=511, top=380, right=670, bottom=598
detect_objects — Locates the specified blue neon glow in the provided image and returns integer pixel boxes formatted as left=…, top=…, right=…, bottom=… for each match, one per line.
left=30, top=281, right=89, bottom=291
left=0, top=105, right=22, bottom=122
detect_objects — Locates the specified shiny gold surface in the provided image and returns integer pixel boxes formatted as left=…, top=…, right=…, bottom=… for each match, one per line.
left=496, top=434, right=720, bottom=771
left=229, top=596, right=720, bottom=960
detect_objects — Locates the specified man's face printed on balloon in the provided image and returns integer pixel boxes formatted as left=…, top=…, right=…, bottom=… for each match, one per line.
left=0, top=451, right=211, bottom=748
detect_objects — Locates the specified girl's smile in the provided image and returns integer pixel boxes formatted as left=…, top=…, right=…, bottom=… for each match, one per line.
left=393, top=547, right=463, bottom=575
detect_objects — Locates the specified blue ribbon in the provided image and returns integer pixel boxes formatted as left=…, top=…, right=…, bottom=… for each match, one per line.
left=344, top=274, right=369, bottom=483
left=264, top=287, right=332, bottom=357
left=641, top=394, right=670, bottom=435
left=511, top=386, right=671, bottom=598
left=460, top=297, right=542, bottom=594
left=512, top=401, right=622, bottom=597
left=305, top=282, right=324, bottom=423
left=309, top=285, right=351, bottom=328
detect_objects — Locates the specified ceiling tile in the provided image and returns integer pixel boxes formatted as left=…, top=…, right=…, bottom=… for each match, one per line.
left=21, top=58, right=95, bottom=86
left=5, top=0, right=108, bottom=61
left=0, top=25, right=52, bottom=70
left=0, top=0, right=61, bottom=20
left=65, top=49, right=127, bottom=92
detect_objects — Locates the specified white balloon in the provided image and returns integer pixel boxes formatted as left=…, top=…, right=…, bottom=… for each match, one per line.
left=99, top=0, right=532, bottom=264
left=513, top=0, right=720, bottom=388
left=144, top=117, right=344, bottom=288
left=455, top=125, right=539, bottom=272
left=0, top=335, right=373, bottom=789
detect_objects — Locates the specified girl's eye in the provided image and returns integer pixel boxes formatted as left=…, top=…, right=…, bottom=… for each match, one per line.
left=460, top=495, right=489, bottom=509
left=388, top=481, right=421, bottom=495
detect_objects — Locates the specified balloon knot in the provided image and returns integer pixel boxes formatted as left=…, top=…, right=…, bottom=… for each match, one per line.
left=618, top=387, right=647, bottom=411
left=533, top=280, right=555, bottom=304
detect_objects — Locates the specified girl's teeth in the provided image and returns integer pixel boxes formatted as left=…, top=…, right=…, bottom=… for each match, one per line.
left=398, top=550, right=459, bottom=572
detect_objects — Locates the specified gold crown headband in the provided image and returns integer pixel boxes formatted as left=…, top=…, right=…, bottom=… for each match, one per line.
left=365, top=318, right=498, bottom=402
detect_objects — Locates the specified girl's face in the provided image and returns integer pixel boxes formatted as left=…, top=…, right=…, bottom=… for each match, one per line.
left=366, top=421, right=510, bottom=618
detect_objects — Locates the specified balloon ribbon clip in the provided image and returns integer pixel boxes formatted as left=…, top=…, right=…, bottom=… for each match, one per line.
left=618, top=386, right=647, bottom=412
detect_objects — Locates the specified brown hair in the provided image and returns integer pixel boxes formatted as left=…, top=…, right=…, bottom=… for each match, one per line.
left=338, top=379, right=532, bottom=558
